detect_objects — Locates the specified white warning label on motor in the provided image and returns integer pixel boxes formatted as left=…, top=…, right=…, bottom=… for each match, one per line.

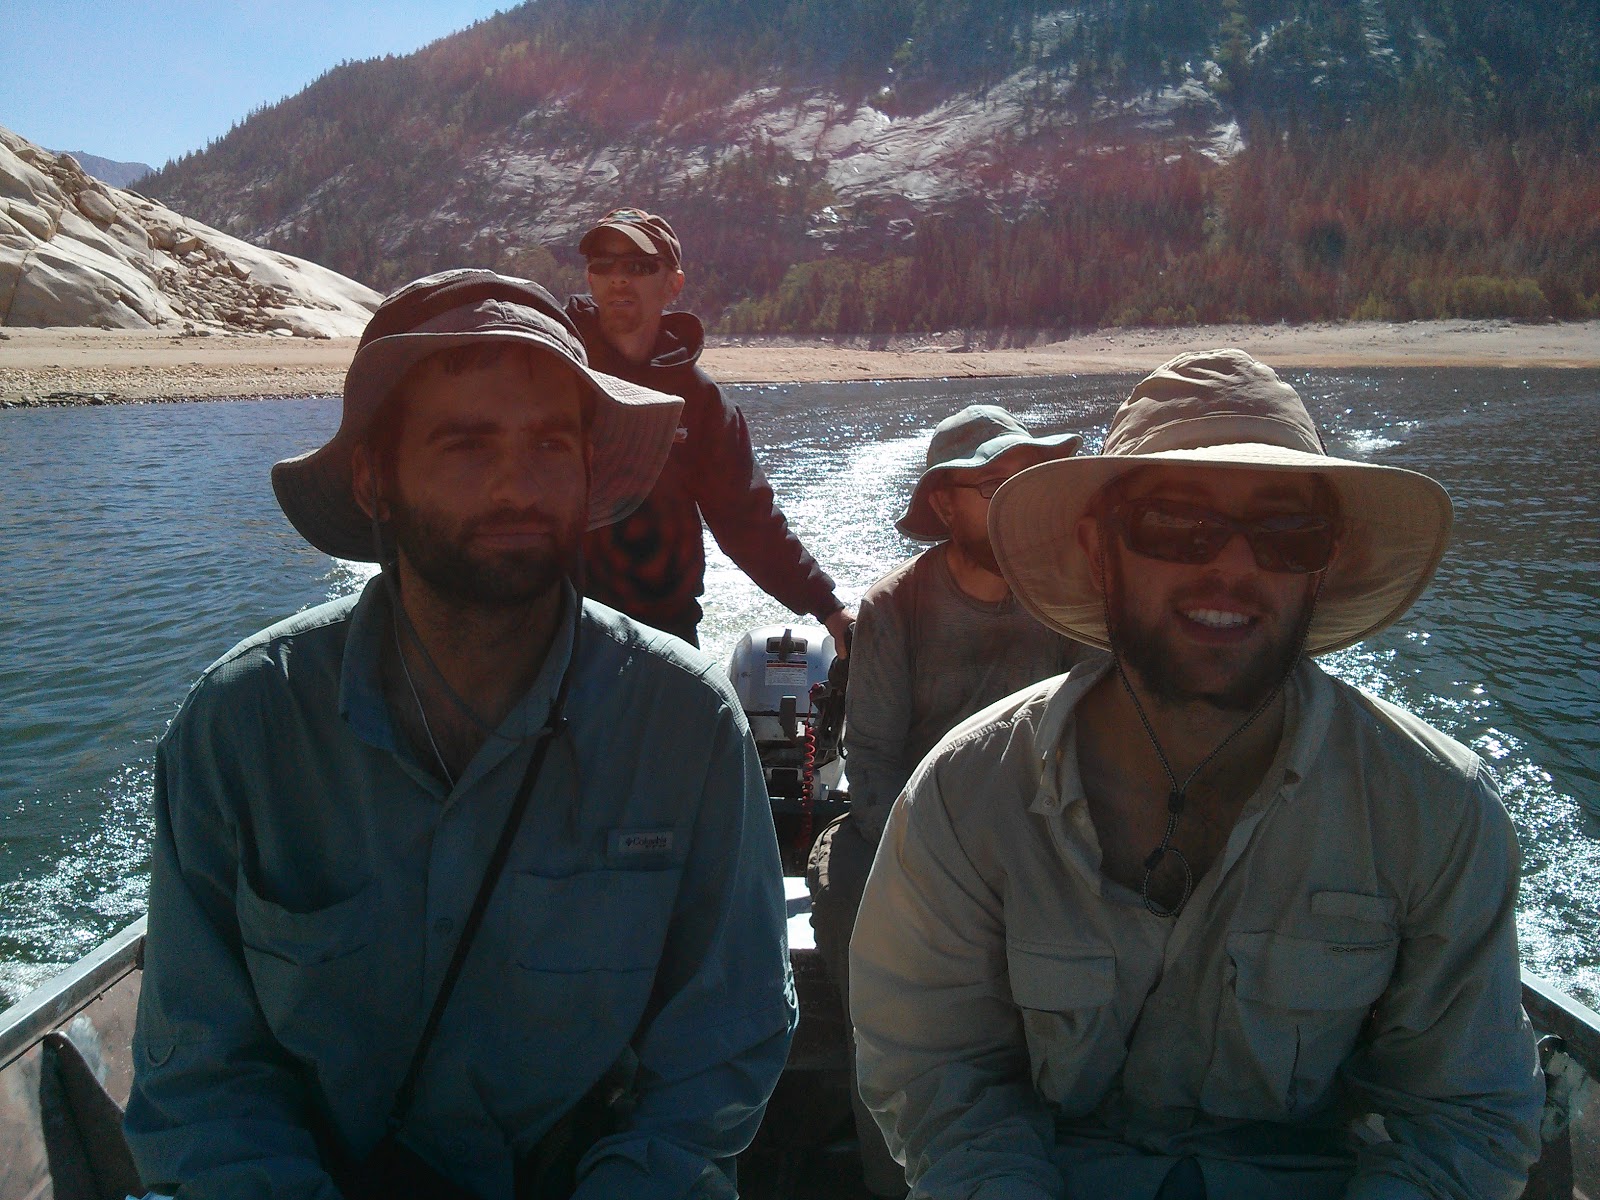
left=765, top=662, right=811, bottom=689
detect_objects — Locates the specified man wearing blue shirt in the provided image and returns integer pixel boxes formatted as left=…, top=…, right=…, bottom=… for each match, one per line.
left=126, top=269, right=797, bottom=1200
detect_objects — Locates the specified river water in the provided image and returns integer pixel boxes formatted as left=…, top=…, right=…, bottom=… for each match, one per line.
left=2, top=369, right=1597, bottom=1009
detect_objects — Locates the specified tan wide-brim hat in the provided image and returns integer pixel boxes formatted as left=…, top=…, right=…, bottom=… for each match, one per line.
left=271, top=269, right=684, bottom=563
left=988, top=348, right=1453, bottom=656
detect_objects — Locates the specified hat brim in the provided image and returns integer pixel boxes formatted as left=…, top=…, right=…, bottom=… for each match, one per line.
left=271, top=328, right=684, bottom=563
left=987, top=444, right=1453, bottom=656
left=578, top=221, right=681, bottom=267
left=896, top=431, right=1084, bottom=541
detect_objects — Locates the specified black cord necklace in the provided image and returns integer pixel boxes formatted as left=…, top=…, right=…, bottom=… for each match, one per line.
left=1096, top=535, right=1319, bottom=919
left=1113, top=656, right=1280, bottom=918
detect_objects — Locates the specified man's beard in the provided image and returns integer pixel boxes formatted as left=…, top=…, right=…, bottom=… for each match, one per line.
left=597, top=299, right=644, bottom=340
left=950, top=523, right=1001, bottom=574
left=1106, top=554, right=1315, bottom=713
left=387, top=497, right=581, bottom=610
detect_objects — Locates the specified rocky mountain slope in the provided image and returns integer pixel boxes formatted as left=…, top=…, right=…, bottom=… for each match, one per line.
left=139, top=0, right=1600, bottom=331
left=1, top=126, right=378, bottom=334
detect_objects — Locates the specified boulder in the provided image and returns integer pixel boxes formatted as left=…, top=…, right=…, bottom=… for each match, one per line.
left=0, top=238, right=166, bottom=327
left=0, top=122, right=380, bottom=332
left=1, top=197, right=55, bottom=240
left=73, top=189, right=118, bottom=225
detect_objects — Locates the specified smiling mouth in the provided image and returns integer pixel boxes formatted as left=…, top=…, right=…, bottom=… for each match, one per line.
left=1181, top=608, right=1254, bottom=631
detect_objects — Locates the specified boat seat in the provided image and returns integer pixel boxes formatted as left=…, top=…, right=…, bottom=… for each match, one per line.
left=38, top=1029, right=142, bottom=1200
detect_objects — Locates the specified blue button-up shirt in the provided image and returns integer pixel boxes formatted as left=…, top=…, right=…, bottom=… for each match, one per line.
left=127, top=579, right=796, bottom=1200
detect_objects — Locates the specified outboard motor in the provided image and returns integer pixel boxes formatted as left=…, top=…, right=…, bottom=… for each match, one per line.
left=726, top=624, right=849, bottom=872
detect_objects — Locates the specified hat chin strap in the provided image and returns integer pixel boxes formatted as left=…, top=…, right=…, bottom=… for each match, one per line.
left=1095, top=529, right=1325, bottom=919
left=370, top=503, right=517, bottom=755
left=369, top=505, right=589, bottom=762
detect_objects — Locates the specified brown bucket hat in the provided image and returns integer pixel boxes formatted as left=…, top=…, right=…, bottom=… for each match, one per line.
left=897, top=405, right=1083, bottom=541
left=987, top=348, right=1453, bottom=655
left=271, top=269, right=684, bottom=563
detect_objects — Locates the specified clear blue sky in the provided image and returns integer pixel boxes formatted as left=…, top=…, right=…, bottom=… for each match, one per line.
left=0, top=1, right=516, bottom=169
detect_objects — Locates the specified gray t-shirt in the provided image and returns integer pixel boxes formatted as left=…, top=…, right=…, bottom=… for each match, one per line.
left=843, top=543, right=1087, bottom=836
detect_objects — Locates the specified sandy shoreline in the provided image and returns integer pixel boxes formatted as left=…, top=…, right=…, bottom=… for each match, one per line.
left=3, top=318, right=1599, bottom=405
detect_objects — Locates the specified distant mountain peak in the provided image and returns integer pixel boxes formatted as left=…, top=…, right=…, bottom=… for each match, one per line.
left=56, top=151, right=155, bottom=190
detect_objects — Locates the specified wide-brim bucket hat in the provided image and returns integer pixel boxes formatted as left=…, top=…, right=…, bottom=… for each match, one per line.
left=988, top=348, right=1453, bottom=656
left=897, top=405, right=1083, bottom=541
left=271, top=269, right=684, bottom=563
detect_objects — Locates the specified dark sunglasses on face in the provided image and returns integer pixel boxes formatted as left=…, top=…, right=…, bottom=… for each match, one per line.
left=1109, top=497, right=1338, bottom=574
left=586, top=255, right=664, bottom=278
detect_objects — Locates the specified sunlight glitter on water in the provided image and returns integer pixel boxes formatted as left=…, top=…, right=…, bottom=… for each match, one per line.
left=1, top=371, right=1596, bottom=1013
left=702, top=429, right=929, bottom=663
left=0, top=763, right=154, bottom=1003
left=1324, top=639, right=1600, bottom=1007
left=327, top=557, right=380, bottom=602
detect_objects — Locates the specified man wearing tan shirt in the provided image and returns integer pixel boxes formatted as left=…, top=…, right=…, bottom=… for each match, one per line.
left=850, top=350, right=1542, bottom=1199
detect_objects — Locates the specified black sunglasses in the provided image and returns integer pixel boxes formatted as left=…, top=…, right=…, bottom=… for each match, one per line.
left=950, top=478, right=1010, bottom=499
left=1109, top=498, right=1337, bottom=574
left=586, top=256, right=663, bottom=278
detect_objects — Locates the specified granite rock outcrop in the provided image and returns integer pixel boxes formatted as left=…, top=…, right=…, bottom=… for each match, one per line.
left=0, top=125, right=379, bottom=336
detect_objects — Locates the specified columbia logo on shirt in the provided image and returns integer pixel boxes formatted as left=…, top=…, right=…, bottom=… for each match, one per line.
left=612, top=830, right=675, bottom=855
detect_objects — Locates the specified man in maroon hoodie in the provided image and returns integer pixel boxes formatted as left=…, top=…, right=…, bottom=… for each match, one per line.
left=567, top=208, right=852, bottom=648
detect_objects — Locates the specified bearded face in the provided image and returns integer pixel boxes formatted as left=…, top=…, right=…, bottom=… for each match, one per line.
left=373, top=346, right=591, bottom=613
left=1096, top=467, right=1327, bottom=713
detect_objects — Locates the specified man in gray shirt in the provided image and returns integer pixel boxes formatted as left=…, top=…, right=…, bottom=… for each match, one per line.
left=807, top=404, right=1085, bottom=1195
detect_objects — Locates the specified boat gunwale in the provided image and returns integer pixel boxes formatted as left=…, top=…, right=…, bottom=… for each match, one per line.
left=0, top=916, right=146, bottom=1070
left=2, top=923, right=1598, bottom=1130
left=1523, top=969, right=1600, bottom=1073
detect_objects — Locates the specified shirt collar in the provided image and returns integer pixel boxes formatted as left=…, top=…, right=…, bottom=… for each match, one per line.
left=1027, top=652, right=1337, bottom=818
left=1029, top=654, right=1115, bottom=818
left=337, top=574, right=580, bottom=770
left=340, top=575, right=395, bottom=749
left=1276, top=657, right=1338, bottom=794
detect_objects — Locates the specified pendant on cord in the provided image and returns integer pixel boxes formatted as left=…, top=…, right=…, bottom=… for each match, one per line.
left=1141, top=788, right=1195, bottom=918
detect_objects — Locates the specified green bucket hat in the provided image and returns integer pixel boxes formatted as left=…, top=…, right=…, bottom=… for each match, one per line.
left=896, top=405, right=1083, bottom=541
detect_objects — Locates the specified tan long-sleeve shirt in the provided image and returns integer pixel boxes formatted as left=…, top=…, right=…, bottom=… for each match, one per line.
left=851, top=656, right=1542, bottom=1199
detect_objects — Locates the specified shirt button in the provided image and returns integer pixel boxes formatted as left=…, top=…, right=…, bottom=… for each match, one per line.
left=433, top=917, right=454, bottom=935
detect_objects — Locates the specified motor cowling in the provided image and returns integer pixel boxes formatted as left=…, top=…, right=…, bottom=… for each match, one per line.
left=725, top=624, right=848, bottom=871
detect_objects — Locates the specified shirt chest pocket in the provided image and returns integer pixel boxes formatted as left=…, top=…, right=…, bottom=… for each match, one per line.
left=508, top=869, right=682, bottom=972
left=500, top=868, right=683, bottom=1051
left=1006, top=942, right=1122, bottom=1115
left=236, top=876, right=378, bottom=1058
left=1201, top=925, right=1397, bottom=1121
